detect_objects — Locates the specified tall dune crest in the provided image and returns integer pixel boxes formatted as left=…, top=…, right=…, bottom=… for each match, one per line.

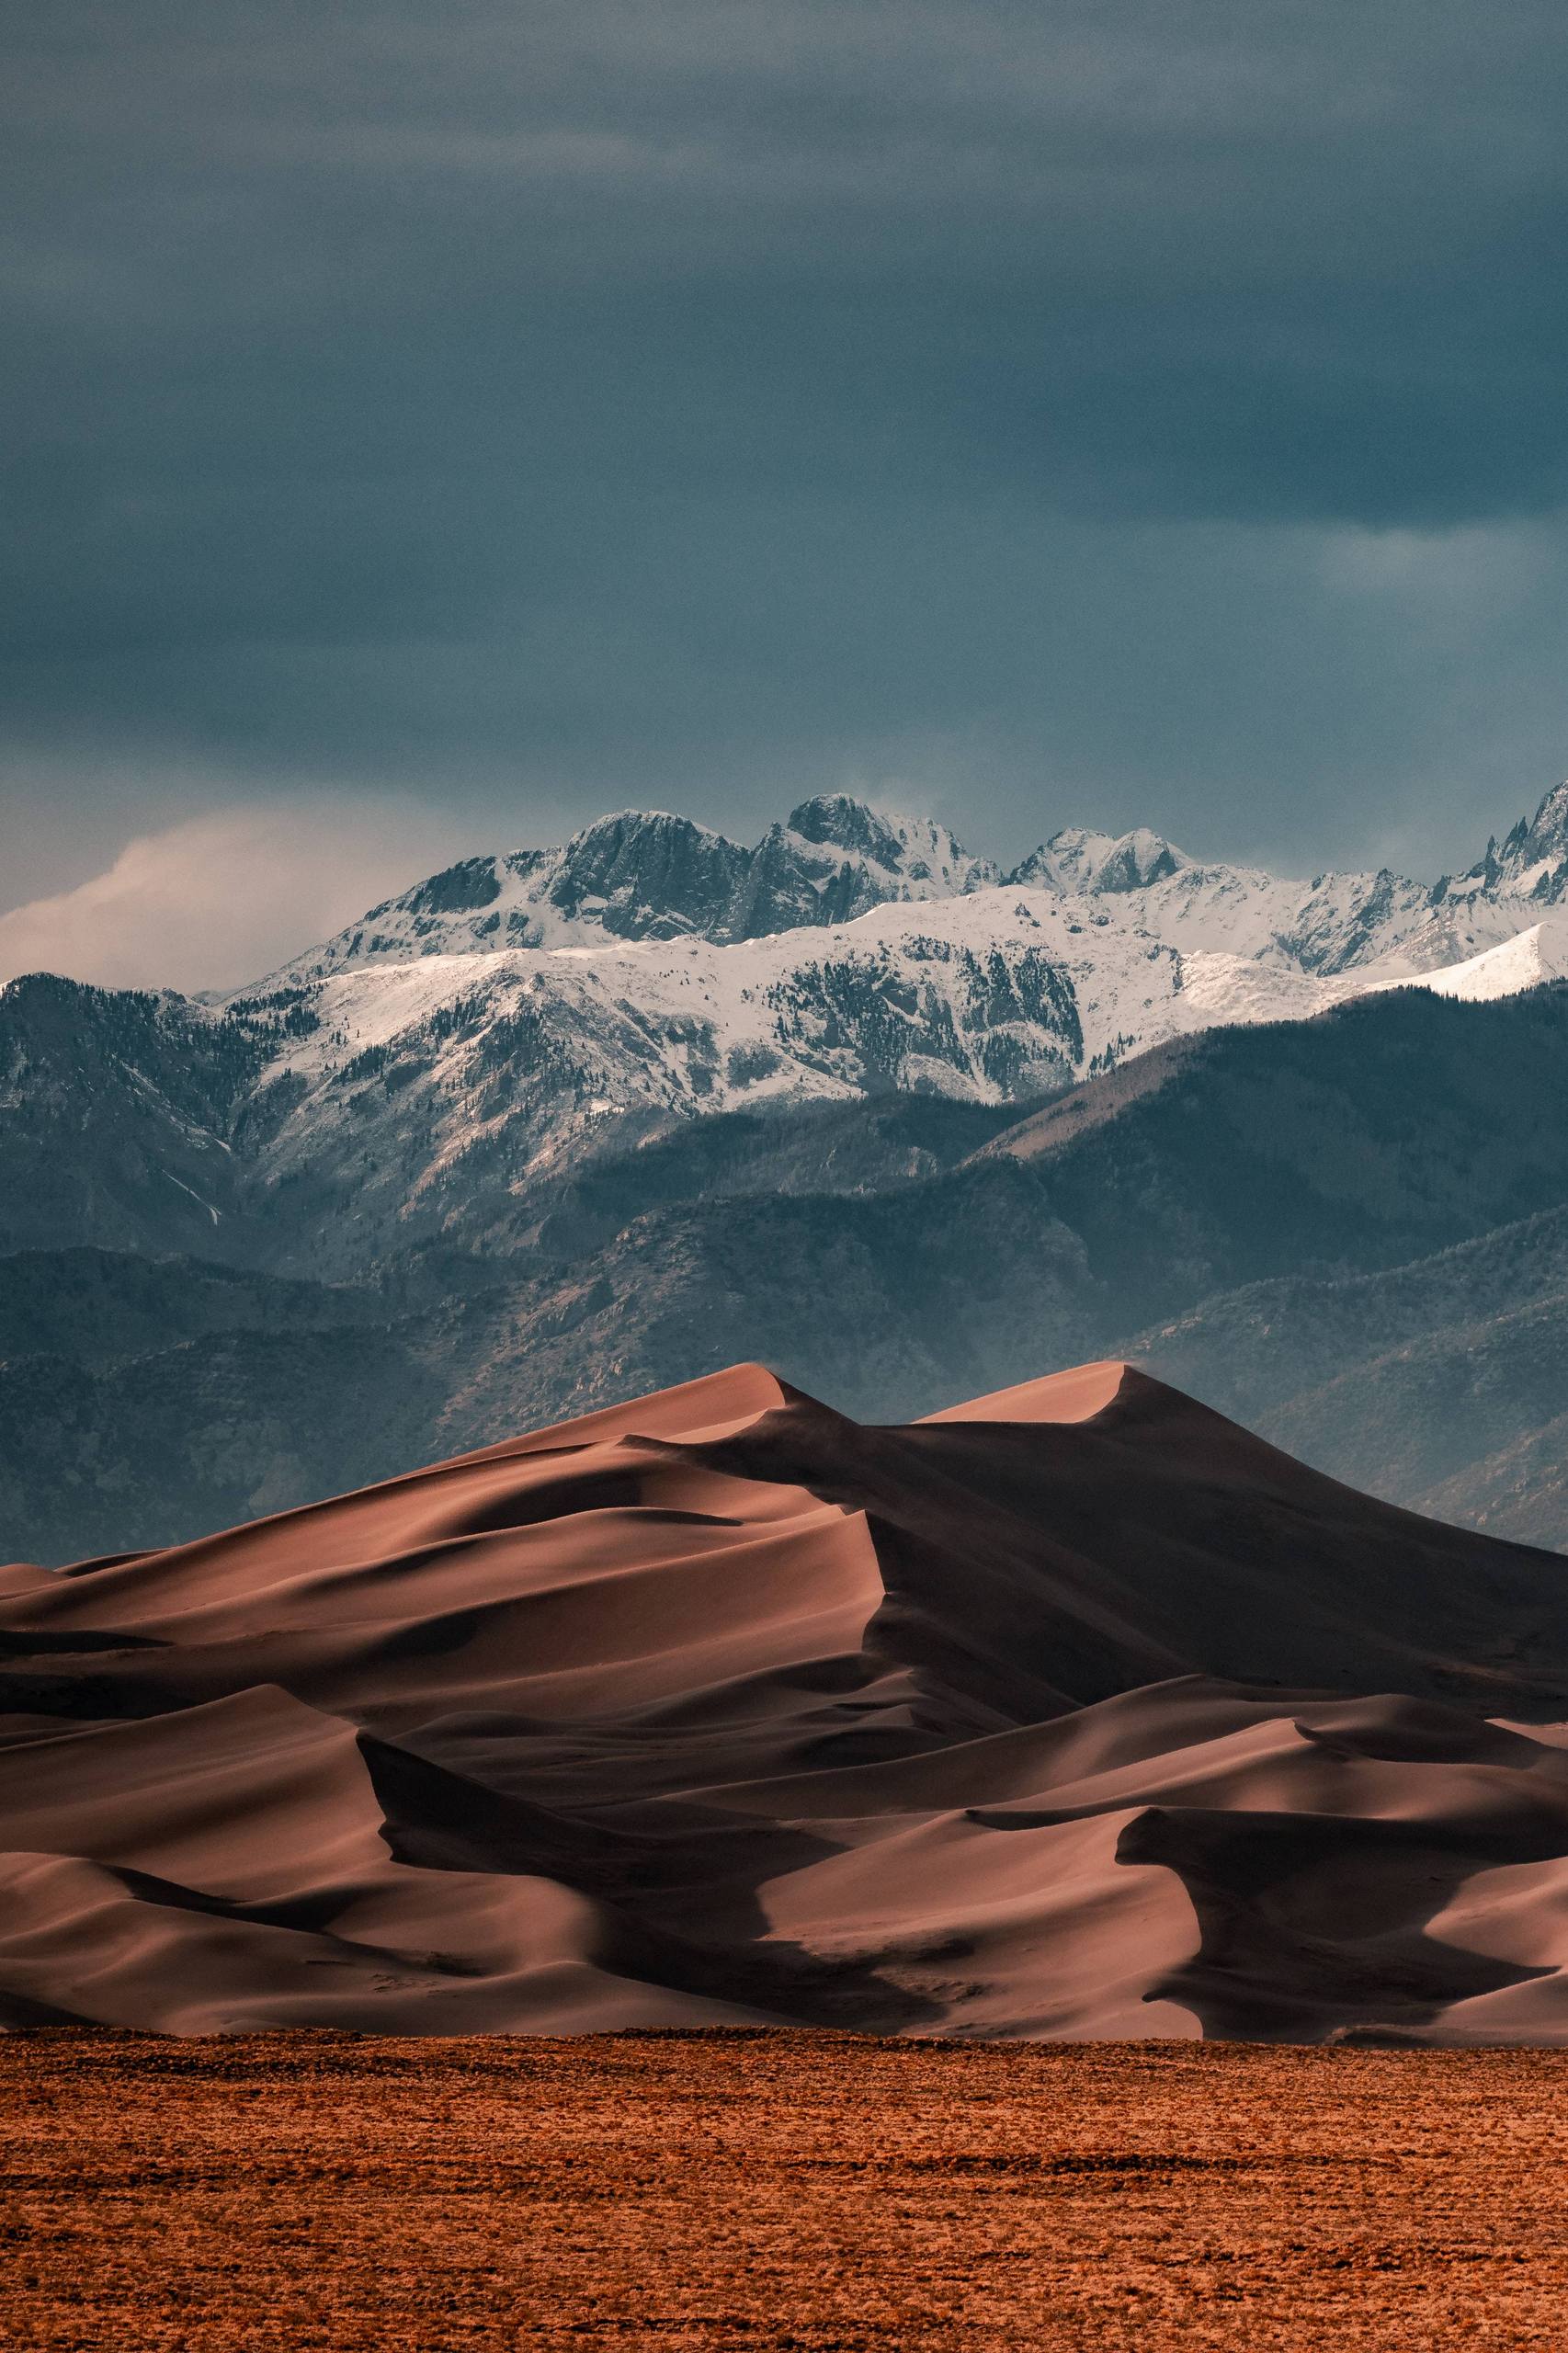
left=5, top=1360, right=1568, bottom=2042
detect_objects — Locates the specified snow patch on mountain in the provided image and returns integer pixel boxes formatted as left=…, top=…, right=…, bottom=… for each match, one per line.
left=13, top=778, right=1568, bottom=1277
left=249, top=882, right=1420, bottom=1251
left=282, top=798, right=998, bottom=980
left=214, top=776, right=1568, bottom=1254
left=273, top=779, right=1568, bottom=1026
left=1006, top=825, right=1190, bottom=895
left=1439, top=780, right=1568, bottom=908
left=1398, top=915, right=1568, bottom=1004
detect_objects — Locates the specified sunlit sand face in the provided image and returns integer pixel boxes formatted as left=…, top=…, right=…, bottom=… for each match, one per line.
left=4, top=1358, right=1568, bottom=2042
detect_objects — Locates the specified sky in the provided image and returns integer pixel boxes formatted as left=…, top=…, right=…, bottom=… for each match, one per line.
left=4, top=0, right=1568, bottom=987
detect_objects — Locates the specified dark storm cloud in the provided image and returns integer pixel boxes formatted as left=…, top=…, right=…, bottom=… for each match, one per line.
left=4, top=0, right=1568, bottom=881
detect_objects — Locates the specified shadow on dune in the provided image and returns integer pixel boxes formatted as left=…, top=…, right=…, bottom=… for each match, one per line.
left=1118, top=1807, right=1557, bottom=2040
left=5, top=1358, right=1568, bottom=2039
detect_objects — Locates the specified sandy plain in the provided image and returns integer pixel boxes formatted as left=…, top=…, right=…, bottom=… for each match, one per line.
left=4, top=2032, right=1568, bottom=2350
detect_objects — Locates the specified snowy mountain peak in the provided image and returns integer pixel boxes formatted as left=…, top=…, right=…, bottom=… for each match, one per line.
left=1006, top=825, right=1193, bottom=896
left=1533, top=777, right=1568, bottom=839
left=1441, top=779, right=1568, bottom=909
left=272, top=772, right=1568, bottom=999
left=785, top=793, right=906, bottom=858
left=546, top=809, right=746, bottom=939
left=781, top=794, right=986, bottom=881
left=733, top=802, right=993, bottom=938
left=1495, top=779, right=1568, bottom=900
left=278, top=797, right=1000, bottom=982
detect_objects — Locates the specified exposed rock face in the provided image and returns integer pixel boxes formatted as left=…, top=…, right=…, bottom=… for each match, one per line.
left=1441, top=780, right=1568, bottom=909
left=272, top=783, right=1568, bottom=1003
left=1006, top=825, right=1190, bottom=895
left=8, top=766, right=1568, bottom=1285
left=287, top=798, right=997, bottom=973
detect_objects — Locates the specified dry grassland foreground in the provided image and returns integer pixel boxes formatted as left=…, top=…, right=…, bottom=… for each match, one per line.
left=3, top=2032, right=1568, bottom=2349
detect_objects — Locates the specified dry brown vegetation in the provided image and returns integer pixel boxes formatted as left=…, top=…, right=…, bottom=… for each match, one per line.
left=5, top=2032, right=1568, bottom=2349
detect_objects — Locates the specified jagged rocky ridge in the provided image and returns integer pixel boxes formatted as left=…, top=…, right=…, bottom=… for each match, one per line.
left=285, top=797, right=1000, bottom=968
left=6, top=784, right=1568, bottom=1277
left=281, top=781, right=1568, bottom=975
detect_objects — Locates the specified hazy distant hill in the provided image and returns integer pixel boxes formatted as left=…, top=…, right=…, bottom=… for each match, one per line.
left=6, top=983, right=1568, bottom=1562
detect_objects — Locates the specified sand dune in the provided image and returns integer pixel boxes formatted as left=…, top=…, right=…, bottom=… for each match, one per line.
left=5, top=1358, right=1568, bottom=2039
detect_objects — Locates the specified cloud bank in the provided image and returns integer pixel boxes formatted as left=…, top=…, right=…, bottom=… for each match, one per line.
left=0, top=803, right=466, bottom=995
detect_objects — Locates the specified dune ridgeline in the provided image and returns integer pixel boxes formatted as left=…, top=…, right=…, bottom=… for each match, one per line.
left=6, top=1360, right=1568, bottom=2041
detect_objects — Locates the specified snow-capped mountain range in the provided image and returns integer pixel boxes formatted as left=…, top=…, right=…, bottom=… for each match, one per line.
left=282, top=799, right=1002, bottom=972
left=6, top=780, right=1568, bottom=1272
left=282, top=785, right=1568, bottom=982
left=255, top=780, right=1568, bottom=1137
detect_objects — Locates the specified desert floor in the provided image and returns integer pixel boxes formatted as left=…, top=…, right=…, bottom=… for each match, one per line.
left=4, top=2031, right=1568, bottom=2349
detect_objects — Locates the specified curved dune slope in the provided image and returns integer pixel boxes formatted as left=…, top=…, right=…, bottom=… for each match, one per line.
left=5, top=1359, right=1568, bottom=2040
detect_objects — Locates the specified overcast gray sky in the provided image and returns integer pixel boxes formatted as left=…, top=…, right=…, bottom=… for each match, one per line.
left=5, top=0, right=1568, bottom=982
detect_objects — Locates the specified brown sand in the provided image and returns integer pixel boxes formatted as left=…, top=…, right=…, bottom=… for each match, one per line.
left=8, top=1361, right=1568, bottom=2039
left=6, top=2031, right=1568, bottom=2350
